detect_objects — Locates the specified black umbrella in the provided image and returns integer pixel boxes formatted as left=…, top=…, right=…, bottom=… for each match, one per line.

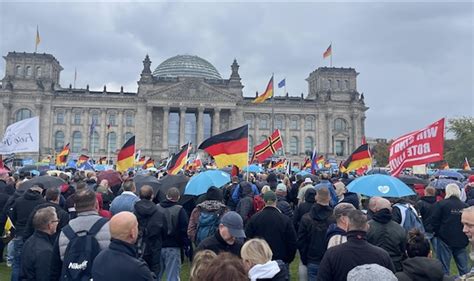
left=366, top=168, right=390, bottom=175
left=398, top=175, right=429, bottom=186
left=19, top=175, right=66, bottom=190
left=154, top=174, right=189, bottom=203
left=134, top=175, right=160, bottom=194
left=430, top=178, right=463, bottom=190
left=18, top=165, right=50, bottom=173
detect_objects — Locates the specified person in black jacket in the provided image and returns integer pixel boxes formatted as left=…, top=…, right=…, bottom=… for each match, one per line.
left=415, top=186, right=437, bottom=243
left=293, top=188, right=316, bottom=231
left=317, top=209, right=395, bottom=281
left=19, top=206, right=58, bottom=281
left=134, top=185, right=166, bottom=275
left=297, top=187, right=334, bottom=280
left=431, top=183, right=469, bottom=275
left=92, top=211, right=155, bottom=281
left=275, top=183, right=293, bottom=219
left=246, top=191, right=297, bottom=274
left=196, top=211, right=245, bottom=256
left=367, top=197, right=407, bottom=272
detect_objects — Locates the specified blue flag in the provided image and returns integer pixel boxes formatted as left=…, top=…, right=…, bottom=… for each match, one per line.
left=278, top=79, right=286, bottom=88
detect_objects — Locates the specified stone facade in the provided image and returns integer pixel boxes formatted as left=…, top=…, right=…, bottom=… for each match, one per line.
left=0, top=51, right=368, bottom=164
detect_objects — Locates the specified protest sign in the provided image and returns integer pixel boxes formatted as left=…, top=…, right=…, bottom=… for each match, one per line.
left=0, top=117, right=40, bottom=154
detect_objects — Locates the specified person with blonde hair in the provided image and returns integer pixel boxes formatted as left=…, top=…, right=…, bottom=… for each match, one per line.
left=190, top=250, right=217, bottom=281
left=431, top=183, right=469, bottom=275
left=241, top=238, right=288, bottom=281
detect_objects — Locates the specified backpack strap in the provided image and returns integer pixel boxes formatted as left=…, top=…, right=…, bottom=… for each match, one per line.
left=394, top=203, right=407, bottom=226
left=62, top=224, right=77, bottom=241
left=87, top=218, right=108, bottom=236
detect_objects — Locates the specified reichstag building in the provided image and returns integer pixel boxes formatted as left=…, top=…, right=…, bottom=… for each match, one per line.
left=0, top=51, right=368, bottom=163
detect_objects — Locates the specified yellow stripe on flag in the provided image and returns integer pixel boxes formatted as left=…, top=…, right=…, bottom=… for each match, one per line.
left=213, top=152, right=248, bottom=169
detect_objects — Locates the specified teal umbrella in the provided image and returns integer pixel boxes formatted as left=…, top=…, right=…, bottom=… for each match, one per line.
left=184, top=170, right=231, bottom=196
left=347, top=174, right=415, bottom=198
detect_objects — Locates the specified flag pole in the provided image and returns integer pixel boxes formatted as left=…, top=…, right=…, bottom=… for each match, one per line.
left=246, top=124, right=249, bottom=182
left=106, top=132, right=110, bottom=168
left=284, top=77, right=287, bottom=96
left=271, top=73, right=275, bottom=132
left=74, top=68, right=77, bottom=89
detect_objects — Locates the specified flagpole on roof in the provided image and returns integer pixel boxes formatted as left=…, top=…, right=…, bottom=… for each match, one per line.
left=246, top=124, right=249, bottom=182
left=284, top=77, right=287, bottom=96
left=271, top=73, right=275, bottom=132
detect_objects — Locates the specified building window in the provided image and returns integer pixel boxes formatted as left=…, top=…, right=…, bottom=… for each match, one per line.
left=290, top=136, right=299, bottom=155
left=124, top=132, right=134, bottom=144
left=168, top=112, right=179, bottom=152
left=26, top=66, right=32, bottom=78
left=337, top=80, right=342, bottom=89
left=259, top=117, right=269, bottom=129
left=185, top=113, right=196, bottom=145
left=275, top=116, right=285, bottom=130
left=245, top=116, right=254, bottom=129
left=290, top=116, right=299, bottom=130
left=90, top=131, right=99, bottom=154
left=72, top=131, right=82, bottom=153
left=335, top=140, right=345, bottom=156
left=334, top=118, right=347, bottom=131
left=329, top=79, right=334, bottom=89
left=91, top=112, right=100, bottom=127
left=54, top=131, right=65, bottom=151
left=16, top=65, right=22, bottom=76
left=345, top=80, right=350, bottom=89
left=36, top=67, right=42, bottom=78
left=125, top=113, right=134, bottom=126
left=107, top=132, right=117, bottom=152
left=305, top=116, right=315, bottom=131
left=304, top=137, right=314, bottom=154
left=56, top=112, right=65, bottom=124
left=73, top=112, right=81, bottom=125
left=15, top=108, right=32, bottom=122
left=108, top=113, right=116, bottom=126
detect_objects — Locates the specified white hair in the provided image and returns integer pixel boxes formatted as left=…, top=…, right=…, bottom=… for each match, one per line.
left=445, top=183, right=461, bottom=199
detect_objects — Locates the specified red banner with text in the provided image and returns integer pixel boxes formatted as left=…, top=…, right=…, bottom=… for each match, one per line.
left=389, top=118, right=445, bottom=176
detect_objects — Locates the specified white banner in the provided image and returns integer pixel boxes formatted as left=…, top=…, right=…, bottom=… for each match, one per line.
left=0, top=116, right=39, bottom=154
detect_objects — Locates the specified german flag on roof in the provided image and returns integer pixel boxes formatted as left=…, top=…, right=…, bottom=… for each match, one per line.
left=198, top=125, right=248, bottom=168
left=340, top=143, right=372, bottom=173
left=117, top=136, right=135, bottom=172
left=167, top=143, right=191, bottom=175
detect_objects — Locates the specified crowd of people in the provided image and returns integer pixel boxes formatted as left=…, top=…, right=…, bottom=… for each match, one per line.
left=0, top=167, right=474, bottom=281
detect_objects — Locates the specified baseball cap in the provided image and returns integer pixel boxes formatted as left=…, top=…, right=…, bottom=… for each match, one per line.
left=263, top=190, right=277, bottom=203
left=276, top=183, right=287, bottom=192
left=304, top=177, right=313, bottom=184
left=220, top=211, right=246, bottom=238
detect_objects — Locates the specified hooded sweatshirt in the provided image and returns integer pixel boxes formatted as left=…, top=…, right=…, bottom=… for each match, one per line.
left=248, top=260, right=288, bottom=281
left=325, top=224, right=347, bottom=248
left=293, top=188, right=316, bottom=230
left=395, top=256, right=448, bottom=281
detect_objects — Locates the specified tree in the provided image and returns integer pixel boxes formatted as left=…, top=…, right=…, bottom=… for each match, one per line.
left=371, top=140, right=392, bottom=167
left=444, top=117, right=474, bottom=167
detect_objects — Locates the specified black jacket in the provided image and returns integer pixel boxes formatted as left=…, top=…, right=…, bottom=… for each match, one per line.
left=19, top=230, right=54, bottom=281
left=431, top=196, right=468, bottom=249
left=395, top=256, right=451, bottom=281
left=92, top=238, right=155, bottom=281
left=246, top=206, right=297, bottom=264
left=293, top=188, right=316, bottom=230
left=415, top=196, right=437, bottom=233
left=23, top=202, right=70, bottom=242
left=134, top=199, right=166, bottom=272
left=11, top=189, right=46, bottom=237
left=317, top=231, right=395, bottom=281
left=158, top=200, right=190, bottom=248
left=195, top=229, right=243, bottom=256
left=367, top=208, right=407, bottom=272
left=339, top=192, right=359, bottom=209
left=276, top=195, right=293, bottom=219
left=297, top=203, right=334, bottom=265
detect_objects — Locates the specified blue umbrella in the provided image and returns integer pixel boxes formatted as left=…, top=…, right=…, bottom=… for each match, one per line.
left=347, top=174, right=415, bottom=198
left=430, top=178, right=463, bottom=190
left=184, top=170, right=231, bottom=196
left=433, top=170, right=464, bottom=181
left=291, top=167, right=301, bottom=173
left=242, top=164, right=263, bottom=173
left=296, top=170, right=311, bottom=176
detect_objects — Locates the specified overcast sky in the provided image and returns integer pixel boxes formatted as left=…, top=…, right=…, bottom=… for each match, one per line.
left=0, top=1, right=472, bottom=140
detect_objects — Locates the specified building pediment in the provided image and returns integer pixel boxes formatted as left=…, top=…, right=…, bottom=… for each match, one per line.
left=145, top=79, right=238, bottom=102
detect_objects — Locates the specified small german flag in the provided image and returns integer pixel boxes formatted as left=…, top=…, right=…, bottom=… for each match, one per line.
left=56, top=143, right=70, bottom=166
left=143, top=158, right=155, bottom=169
left=323, top=44, right=332, bottom=59
left=463, top=157, right=471, bottom=171
left=167, top=144, right=191, bottom=175
left=136, top=156, right=146, bottom=166
left=116, top=136, right=135, bottom=172
left=198, top=125, right=248, bottom=168
left=302, top=158, right=311, bottom=169
left=99, top=156, right=107, bottom=165
left=272, top=159, right=285, bottom=169
left=252, top=76, right=273, bottom=104
left=77, top=154, right=90, bottom=166
left=340, top=143, right=372, bottom=173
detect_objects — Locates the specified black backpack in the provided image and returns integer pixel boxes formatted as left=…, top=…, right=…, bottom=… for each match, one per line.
left=60, top=218, right=108, bottom=281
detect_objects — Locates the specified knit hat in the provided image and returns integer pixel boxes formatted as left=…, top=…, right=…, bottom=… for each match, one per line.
left=347, top=264, right=397, bottom=281
left=276, top=183, right=287, bottom=192
left=206, top=186, right=223, bottom=201
left=263, top=190, right=277, bottom=203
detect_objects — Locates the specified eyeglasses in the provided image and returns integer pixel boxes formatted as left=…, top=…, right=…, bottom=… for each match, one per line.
left=50, top=220, right=60, bottom=223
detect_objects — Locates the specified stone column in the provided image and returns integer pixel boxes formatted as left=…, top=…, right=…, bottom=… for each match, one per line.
left=100, top=109, right=107, bottom=152
left=82, top=109, right=90, bottom=151
left=361, top=116, right=366, bottom=143
left=285, top=115, right=290, bottom=153
left=196, top=107, right=204, bottom=145
left=351, top=114, right=357, bottom=150
left=146, top=106, right=153, bottom=151
left=118, top=110, right=124, bottom=147
left=326, top=113, right=333, bottom=155
left=162, top=107, right=169, bottom=150
left=317, top=113, right=325, bottom=154
left=65, top=109, right=71, bottom=144
left=34, top=103, right=43, bottom=157
left=135, top=103, right=147, bottom=150
left=212, top=108, right=220, bottom=135
left=299, top=115, right=305, bottom=155
left=254, top=114, right=259, bottom=145
left=1, top=103, right=11, bottom=135
left=179, top=107, right=186, bottom=147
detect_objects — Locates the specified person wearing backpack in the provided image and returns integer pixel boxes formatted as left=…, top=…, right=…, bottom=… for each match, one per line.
left=50, top=189, right=110, bottom=281
left=134, top=185, right=167, bottom=275
left=187, top=187, right=227, bottom=246
left=236, top=181, right=256, bottom=225
left=367, top=198, right=407, bottom=272
left=156, top=187, right=190, bottom=281
left=92, top=211, right=155, bottom=280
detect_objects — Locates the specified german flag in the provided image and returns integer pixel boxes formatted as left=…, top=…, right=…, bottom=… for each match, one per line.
left=252, top=129, right=283, bottom=163
left=56, top=143, right=70, bottom=166
left=136, top=156, right=146, bottom=166
left=116, top=136, right=135, bottom=173
left=167, top=144, right=191, bottom=175
left=252, top=76, right=273, bottom=104
left=198, top=125, right=248, bottom=168
left=340, top=143, right=372, bottom=173
left=99, top=156, right=107, bottom=165
left=463, top=157, right=471, bottom=171
left=302, top=158, right=311, bottom=170
left=323, top=44, right=332, bottom=59
left=77, top=154, right=90, bottom=166
left=272, top=159, right=285, bottom=169
left=143, top=158, right=155, bottom=169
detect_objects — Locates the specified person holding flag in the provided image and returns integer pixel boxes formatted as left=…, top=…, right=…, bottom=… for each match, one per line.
left=55, top=143, right=70, bottom=167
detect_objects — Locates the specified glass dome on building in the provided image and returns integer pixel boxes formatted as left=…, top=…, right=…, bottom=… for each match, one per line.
left=152, top=55, right=222, bottom=80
